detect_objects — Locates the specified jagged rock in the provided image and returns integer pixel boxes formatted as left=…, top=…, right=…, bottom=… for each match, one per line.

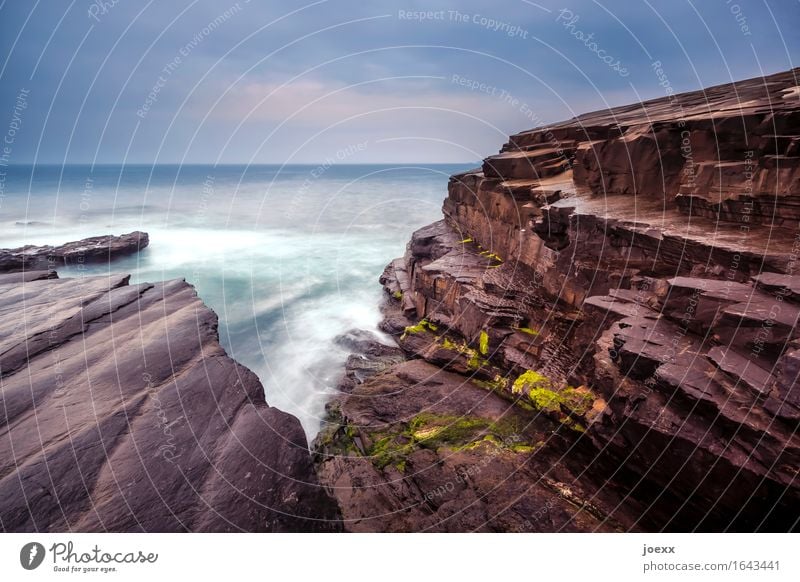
left=325, top=68, right=800, bottom=531
left=753, top=273, right=800, bottom=303
left=0, top=273, right=341, bottom=532
left=333, top=328, right=403, bottom=358
left=0, top=231, right=149, bottom=273
left=333, top=329, right=405, bottom=392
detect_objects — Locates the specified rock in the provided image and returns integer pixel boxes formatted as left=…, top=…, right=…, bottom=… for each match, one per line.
left=333, top=328, right=403, bottom=358
left=765, top=346, right=800, bottom=421
left=315, top=360, right=632, bottom=532
left=319, top=68, right=800, bottom=531
left=0, top=269, right=57, bottom=285
left=0, top=273, right=341, bottom=532
left=0, top=231, right=149, bottom=273
left=752, top=272, right=800, bottom=303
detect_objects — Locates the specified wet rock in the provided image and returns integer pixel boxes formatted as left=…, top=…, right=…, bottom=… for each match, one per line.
left=333, top=328, right=403, bottom=358
left=0, top=231, right=149, bottom=273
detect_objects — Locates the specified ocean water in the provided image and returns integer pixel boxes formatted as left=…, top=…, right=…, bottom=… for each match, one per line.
left=0, top=164, right=473, bottom=437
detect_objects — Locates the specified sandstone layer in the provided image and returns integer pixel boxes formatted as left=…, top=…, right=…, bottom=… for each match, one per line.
left=316, top=68, right=800, bottom=531
left=0, top=270, right=340, bottom=532
left=0, top=231, right=149, bottom=273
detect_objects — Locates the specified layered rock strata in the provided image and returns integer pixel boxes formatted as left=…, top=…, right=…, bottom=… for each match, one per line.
left=0, top=231, right=149, bottom=273
left=0, top=271, right=340, bottom=532
left=316, top=68, right=800, bottom=531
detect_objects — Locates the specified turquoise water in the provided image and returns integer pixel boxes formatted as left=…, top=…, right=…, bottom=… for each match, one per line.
left=0, top=164, right=473, bottom=436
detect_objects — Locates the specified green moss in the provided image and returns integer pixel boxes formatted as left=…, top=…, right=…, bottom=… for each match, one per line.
left=440, top=337, right=460, bottom=351
left=360, top=412, right=540, bottom=467
left=409, top=413, right=489, bottom=448
left=479, top=250, right=503, bottom=263
left=561, top=386, right=596, bottom=416
left=460, top=237, right=473, bottom=244
left=473, top=374, right=509, bottom=392
left=368, top=434, right=415, bottom=469
left=392, top=290, right=403, bottom=300
left=512, top=370, right=553, bottom=395
left=510, top=371, right=597, bottom=434
left=528, top=387, right=562, bottom=413
left=513, top=326, right=539, bottom=336
left=439, top=336, right=488, bottom=370
left=316, top=421, right=363, bottom=458
left=401, top=318, right=438, bottom=339
left=477, top=249, right=503, bottom=268
left=467, top=352, right=486, bottom=370
left=479, top=330, right=489, bottom=355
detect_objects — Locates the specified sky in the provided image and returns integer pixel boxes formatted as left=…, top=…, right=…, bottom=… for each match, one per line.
left=0, top=0, right=798, bottom=164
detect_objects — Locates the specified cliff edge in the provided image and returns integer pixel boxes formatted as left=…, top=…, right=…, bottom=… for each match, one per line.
left=316, top=68, right=800, bottom=531
left=0, top=270, right=340, bottom=532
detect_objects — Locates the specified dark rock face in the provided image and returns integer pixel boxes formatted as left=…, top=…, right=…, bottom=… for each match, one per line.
left=316, top=68, right=800, bottom=531
left=0, top=271, right=340, bottom=532
left=0, top=231, right=149, bottom=273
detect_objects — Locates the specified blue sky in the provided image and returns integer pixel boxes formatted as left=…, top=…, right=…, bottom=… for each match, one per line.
left=1, top=0, right=797, bottom=163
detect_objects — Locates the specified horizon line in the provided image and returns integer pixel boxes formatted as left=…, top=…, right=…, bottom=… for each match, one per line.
left=3, top=161, right=481, bottom=167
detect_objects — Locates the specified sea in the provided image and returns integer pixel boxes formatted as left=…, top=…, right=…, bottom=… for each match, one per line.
left=0, top=163, right=474, bottom=438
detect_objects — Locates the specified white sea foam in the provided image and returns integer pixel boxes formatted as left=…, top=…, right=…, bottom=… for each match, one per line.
left=0, top=164, right=468, bottom=437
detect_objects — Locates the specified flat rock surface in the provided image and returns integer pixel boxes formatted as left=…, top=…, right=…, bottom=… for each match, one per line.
left=0, top=273, right=340, bottom=532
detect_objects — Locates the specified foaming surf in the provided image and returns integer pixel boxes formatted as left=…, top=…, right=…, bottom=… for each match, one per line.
left=0, top=164, right=472, bottom=438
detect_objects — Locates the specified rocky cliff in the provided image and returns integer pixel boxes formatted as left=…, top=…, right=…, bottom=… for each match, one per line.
left=0, top=270, right=340, bottom=532
left=315, top=68, right=800, bottom=531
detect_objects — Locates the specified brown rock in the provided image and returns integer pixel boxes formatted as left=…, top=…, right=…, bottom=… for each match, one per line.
left=0, top=273, right=341, bottom=532
left=0, top=231, right=149, bottom=273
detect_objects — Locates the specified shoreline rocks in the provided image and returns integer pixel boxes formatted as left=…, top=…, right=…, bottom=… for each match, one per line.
left=0, top=231, right=149, bottom=273
left=0, top=271, right=341, bottom=532
left=314, top=68, right=800, bottom=532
